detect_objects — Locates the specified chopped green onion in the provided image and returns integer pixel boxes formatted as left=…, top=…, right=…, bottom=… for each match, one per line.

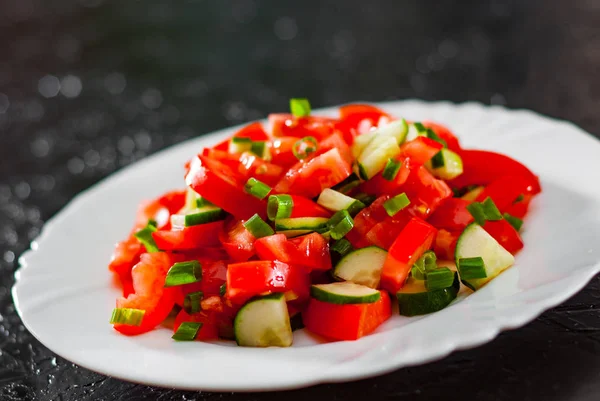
left=147, top=219, right=158, bottom=228
left=244, top=177, right=272, bottom=200
left=466, top=202, right=486, bottom=226
left=357, top=162, right=369, bottom=180
left=504, top=213, right=524, bottom=232
left=219, top=283, right=226, bottom=297
left=292, top=136, right=318, bottom=160
left=481, top=197, right=503, bottom=221
left=414, top=250, right=437, bottom=273
left=164, top=260, right=202, bottom=287
left=413, top=122, right=427, bottom=133
left=383, top=193, right=410, bottom=217
left=425, top=267, right=455, bottom=291
left=183, top=291, right=204, bottom=314
left=354, top=193, right=376, bottom=206
left=327, top=210, right=354, bottom=240
left=196, top=197, right=213, bottom=208
left=289, top=98, right=311, bottom=117
left=411, top=265, right=427, bottom=280
left=426, top=128, right=448, bottom=148
left=267, top=194, right=294, bottom=221
left=382, top=158, right=401, bottom=181
left=250, top=141, right=267, bottom=157
left=430, top=151, right=445, bottom=169
left=183, top=208, right=226, bottom=226
left=172, top=322, right=203, bottom=341
left=134, top=222, right=160, bottom=252
left=243, top=213, right=275, bottom=238
left=514, top=194, right=525, bottom=203
left=331, top=238, right=353, bottom=257
left=457, top=257, right=487, bottom=280
left=110, top=308, right=145, bottom=326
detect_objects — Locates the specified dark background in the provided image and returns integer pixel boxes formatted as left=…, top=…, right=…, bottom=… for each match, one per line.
left=1, top=0, right=600, bottom=400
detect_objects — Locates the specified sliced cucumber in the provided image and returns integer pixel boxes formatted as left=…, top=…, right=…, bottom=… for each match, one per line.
left=405, top=122, right=428, bottom=142
left=275, top=229, right=312, bottom=238
left=425, top=148, right=464, bottom=180
left=333, top=246, right=387, bottom=289
left=396, top=272, right=459, bottom=316
left=461, top=186, right=484, bottom=202
left=351, top=132, right=377, bottom=159
left=274, top=217, right=329, bottom=232
left=317, top=189, right=365, bottom=216
left=356, top=135, right=401, bottom=180
left=228, top=137, right=252, bottom=154
left=234, top=293, right=293, bottom=347
left=455, top=223, right=515, bottom=290
left=311, top=282, right=380, bottom=304
left=375, top=118, right=408, bottom=144
left=170, top=206, right=226, bottom=229
left=331, top=173, right=361, bottom=194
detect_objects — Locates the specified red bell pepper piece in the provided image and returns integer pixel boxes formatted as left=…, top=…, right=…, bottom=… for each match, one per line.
left=433, top=229, right=461, bottom=260
left=475, top=175, right=535, bottom=212
left=483, top=219, right=524, bottom=254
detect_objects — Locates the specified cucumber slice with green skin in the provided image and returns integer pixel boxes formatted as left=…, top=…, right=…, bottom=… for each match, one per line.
left=375, top=119, right=409, bottom=144
left=455, top=223, right=515, bottom=290
left=317, top=189, right=365, bottom=216
left=331, top=173, right=361, bottom=194
left=274, top=217, right=329, bottom=232
left=333, top=246, right=388, bottom=289
left=310, top=282, right=381, bottom=304
left=228, top=137, right=253, bottom=154
left=351, top=132, right=377, bottom=159
left=396, top=272, right=459, bottom=316
left=405, top=122, right=428, bottom=142
left=461, top=186, right=484, bottom=201
left=425, top=148, right=464, bottom=180
left=275, top=229, right=312, bottom=238
left=356, top=135, right=401, bottom=180
left=234, top=293, right=293, bottom=347
left=170, top=206, right=226, bottom=228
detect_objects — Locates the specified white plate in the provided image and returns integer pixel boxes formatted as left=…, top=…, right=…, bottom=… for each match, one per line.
left=12, top=101, right=600, bottom=392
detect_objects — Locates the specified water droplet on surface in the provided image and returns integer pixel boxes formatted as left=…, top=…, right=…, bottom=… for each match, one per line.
left=274, top=17, right=298, bottom=41
left=38, top=75, right=61, bottom=98
left=60, top=75, right=83, bottom=98
left=3, top=251, right=14, bottom=263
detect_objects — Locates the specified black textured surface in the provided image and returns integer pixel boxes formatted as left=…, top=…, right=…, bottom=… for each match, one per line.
left=1, top=1, right=600, bottom=400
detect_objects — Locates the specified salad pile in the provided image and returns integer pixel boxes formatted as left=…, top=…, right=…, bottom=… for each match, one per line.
left=108, top=100, right=541, bottom=346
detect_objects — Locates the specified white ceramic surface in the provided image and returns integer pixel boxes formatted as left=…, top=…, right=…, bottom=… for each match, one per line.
left=12, top=101, right=600, bottom=391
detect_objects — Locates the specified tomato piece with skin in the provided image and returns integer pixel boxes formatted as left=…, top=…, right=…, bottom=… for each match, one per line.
left=421, top=121, right=461, bottom=152
left=380, top=217, right=438, bottom=293
left=336, top=104, right=391, bottom=144
left=483, top=219, right=524, bottom=254
left=274, top=148, right=352, bottom=199
left=475, top=175, right=535, bottom=213
left=219, top=218, right=256, bottom=262
left=448, top=150, right=541, bottom=194
left=185, top=155, right=267, bottom=220
left=254, top=233, right=331, bottom=272
left=303, top=291, right=391, bottom=341
left=269, top=136, right=300, bottom=168
left=365, top=210, right=414, bottom=249
left=173, top=309, right=220, bottom=341
left=401, top=164, right=453, bottom=219
left=287, top=195, right=331, bottom=218
left=173, top=259, right=228, bottom=307
left=318, top=131, right=353, bottom=164
left=113, top=252, right=179, bottom=335
left=226, top=260, right=310, bottom=305
left=359, top=156, right=412, bottom=197
left=269, top=114, right=337, bottom=141
left=346, top=196, right=391, bottom=248
left=433, top=229, right=460, bottom=260
left=152, top=221, right=224, bottom=251
left=202, top=148, right=284, bottom=186
left=427, top=198, right=474, bottom=231
left=400, top=136, right=444, bottom=165
left=108, top=235, right=143, bottom=277
left=213, top=122, right=269, bottom=151
left=133, top=190, right=186, bottom=232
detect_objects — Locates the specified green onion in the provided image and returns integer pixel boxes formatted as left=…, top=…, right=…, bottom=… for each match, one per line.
left=413, top=122, right=427, bottom=133
left=231, top=137, right=252, bottom=144
left=267, top=194, right=294, bottom=221
left=425, top=267, right=455, bottom=291
left=354, top=193, right=376, bottom=206
left=164, top=260, right=202, bottom=287
left=383, top=193, right=410, bottom=217
left=196, top=197, right=213, bottom=208
left=331, top=238, right=353, bottom=257
left=357, top=162, right=369, bottom=180
left=430, top=151, right=445, bottom=169
left=219, top=283, right=226, bottom=297
left=426, top=128, right=448, bottom=148
left=110, top=308, right=145, bottom=326
left=481, top=197, right=502, bottom=221
left=289, top=98, right=311, bottom=117
left=514, top=194, right=525, bottom=203
left=327, top=210, right=354, bottom=240
left=183, top=291, right=204, bottom=314
left=382, top=158, right=401, bottom=181
left=172, top=322, right=203, bottom=341
left=134, top=222, right=160, bottom=253
left=250, top=141, right=268, bottom=157
left=243, top=213, right=275, bottom=238
left=411, top=266, right=427, bottom=280
left=184, top=208, right=226, bottom=226
left=244, top=177, right=272, bottom=200
left=292, top=136, right=318, bottom=160
left=457, top=257, right=487, bottom=280
left=504, top=213, right=523, bottom=232
left=466, top=202, right=486, bottom=226
left=414, top=250, right=437, bottom=273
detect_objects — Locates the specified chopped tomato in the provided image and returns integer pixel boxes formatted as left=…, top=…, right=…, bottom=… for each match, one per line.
left=108, top=235, right=143, bottom=277
left=200, top=295, right=225, bottom=313
left=133, top=189, right=186, bottom=232
left=238, top=152, right=283, bottom=186
left=274, top=148, right=352, bottom=199
left=427, top=198, right=473, bottom=231
left=113, top=252, right=178, bottom=335
left=448, top=150, right=541, bottom=194
left=303, top=291, right=391, bottom=341
left=152, top=221, right=224, bottom=251
left=421, top=121, right=461, bottom=152
left=346, top=196, right=391, bottom=248
left=359, top=156, right=411, bottom=197
left=219, top=218, right=256, bottom=262
left=483, top=219, right=524, bottom=254
left=174, top=259, right=228, bottom=306
left=185, top=155, right=267, bottom=220
left=380, top=217, right=437, bottom=293
left=400, top=136, right=444, bottom=165
left=173, top=309, right=219, bottom=341
left=213, top=122, right=269, bottom=151
left=365, top=210, right=414, bottom=249
left=254, top=233, right=331, bottom=271
left=475, top=175, right=535, bottom=213
left=318, top=132, right=353, bottom=164
left=269, top=137, right=300, bottom=168
left=269, top=114, right=337, bottom=141
left=336, top=104, right=391, bottom=143
left=434, top=229, right=460, bottom=260
left=287, top=195, right=331, bottom=218
left=401, top=165, right=453, bottom=218
left=226, top=260, right=310, bottom=305
left=505, top=194, right=533, bottom=219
